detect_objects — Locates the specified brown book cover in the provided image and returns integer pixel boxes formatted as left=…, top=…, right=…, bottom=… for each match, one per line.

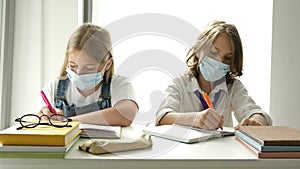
left=238, top=126, right=300, bottom=146
left=235, top=137, right=300, bottom=158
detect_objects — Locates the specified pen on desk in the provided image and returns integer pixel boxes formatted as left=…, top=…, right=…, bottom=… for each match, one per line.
left=202, top=92, right=223, bottom=130
left=40, top=90, right=56, bottom=115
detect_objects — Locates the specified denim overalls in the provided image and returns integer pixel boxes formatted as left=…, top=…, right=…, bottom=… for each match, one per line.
left=54, top=78, right=112, bottom=117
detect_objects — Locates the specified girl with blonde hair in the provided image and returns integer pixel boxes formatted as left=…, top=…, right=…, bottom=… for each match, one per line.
left=37, top=23, right=138, bottom=126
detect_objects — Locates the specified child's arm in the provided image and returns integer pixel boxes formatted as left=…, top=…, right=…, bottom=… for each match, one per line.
left=249, top=113, right=268, bottom=125
left=70, top=99, right=138, bottom=126
left=235, top=113, right=268, bottom=130
left=159, top=109, right=224, bottom=131
left=231, top=80, right=272, bottom=126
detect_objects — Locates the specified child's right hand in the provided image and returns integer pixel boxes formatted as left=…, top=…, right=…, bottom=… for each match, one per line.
left=193, top=108, right=224, bottom=130
left=37, top=106, right=64, bottom=120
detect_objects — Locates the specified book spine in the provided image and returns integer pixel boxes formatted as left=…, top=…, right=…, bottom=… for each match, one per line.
left=235, top=137, right=259, bottom=157
left=235, top=131, right=262, bottom=151
left=0, top=152, right=65, bottom=159
left=0, top=135, right=66, bottom=146
left=238, top=128, right=264, bottom=145
left=236, top=137, right=300, bottom=158
left=0, top=136, right=80, bottom=153
left=237, top=131, right=300, bottom=149
left=258, top=152, right=300, bottom=158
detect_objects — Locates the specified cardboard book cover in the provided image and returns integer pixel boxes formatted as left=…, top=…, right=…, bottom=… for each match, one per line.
left=236, top=137, right=300, bottom=158
left=238, top=126, right=300, bottom=146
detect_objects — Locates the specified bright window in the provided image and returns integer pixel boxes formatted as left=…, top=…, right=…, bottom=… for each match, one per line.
left=92, top=0, right=273, bottom=126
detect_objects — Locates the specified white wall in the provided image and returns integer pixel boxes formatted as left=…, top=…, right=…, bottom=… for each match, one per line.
left=9, top=0, right=300, bottom=129
left=93, top=0, right=273, bottom=126
left=10, top=0, right=78, bottom=124
left=270, top=0, right=300, bottom=129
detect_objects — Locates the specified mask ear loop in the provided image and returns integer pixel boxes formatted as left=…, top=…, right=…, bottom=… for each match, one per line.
left=100, top=59, right=110, bottom=76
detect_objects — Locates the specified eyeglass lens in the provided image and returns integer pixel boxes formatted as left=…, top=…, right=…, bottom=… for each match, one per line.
left=49, top=115, right=69, bottom=127
left=19, top=115, right=40, bottom=128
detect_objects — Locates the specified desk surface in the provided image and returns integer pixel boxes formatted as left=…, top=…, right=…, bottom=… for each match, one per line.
left=66, top=131, right=256, bottom=160
left=1, top=126, right=300, bottom=169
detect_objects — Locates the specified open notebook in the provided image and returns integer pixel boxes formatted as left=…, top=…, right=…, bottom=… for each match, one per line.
left=79, top=124, right=121, bottom=139
left=143, top=124, right=235, bottom=143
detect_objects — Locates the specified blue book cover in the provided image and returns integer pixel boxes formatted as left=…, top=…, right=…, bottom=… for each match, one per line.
left=235, top=131, right=300, bottom=152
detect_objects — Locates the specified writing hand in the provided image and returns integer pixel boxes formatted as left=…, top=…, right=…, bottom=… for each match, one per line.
left=37, top=106, right=64, bottom=121
left=194, top=108, right=224, bottom=130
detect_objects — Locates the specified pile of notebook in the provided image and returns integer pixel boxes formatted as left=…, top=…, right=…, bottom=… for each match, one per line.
left=235, top=126, right=300, bottom=158
left=0, top=122, right=81, bottom=158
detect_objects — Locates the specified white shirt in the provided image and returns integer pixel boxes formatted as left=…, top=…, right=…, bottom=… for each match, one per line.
left=36, top=75, right=136, bottom=111
left=156, top=75, right=272, bottom=127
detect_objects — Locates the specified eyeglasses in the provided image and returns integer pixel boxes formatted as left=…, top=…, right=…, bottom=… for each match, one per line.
left=15, top=114, right=72, bottom=130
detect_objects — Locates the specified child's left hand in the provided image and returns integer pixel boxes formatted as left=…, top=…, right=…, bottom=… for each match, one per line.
left=234, top=114, right=267, bottom=130
left=234, top=118, right=262, bottom=130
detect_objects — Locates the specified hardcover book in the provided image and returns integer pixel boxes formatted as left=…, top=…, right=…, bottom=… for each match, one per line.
left=0, top=136, right=80, bottom=159
left=0, top=135, right=79, bottom=153
left=236, top=130, right=300, bottom=152
left=238, top=126, right=300, bottom=146
left=0, top=122, right=81, bottom=146
left=236, top=136, right=300, bottom=158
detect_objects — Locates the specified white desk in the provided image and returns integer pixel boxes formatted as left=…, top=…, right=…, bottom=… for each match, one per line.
left=1, top=126, right=300, bottom=169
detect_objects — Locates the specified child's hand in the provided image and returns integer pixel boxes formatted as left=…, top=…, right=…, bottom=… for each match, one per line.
left=193, top=108, right=224, bottom=130
left=235, top=114, right=268, bottom=130
left=37, top=106, right=64, bottom=120
left=235, top=117, right=263, bottom=130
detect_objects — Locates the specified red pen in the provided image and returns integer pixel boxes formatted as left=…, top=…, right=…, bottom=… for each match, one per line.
left=40, top=90, right=56, bottom=114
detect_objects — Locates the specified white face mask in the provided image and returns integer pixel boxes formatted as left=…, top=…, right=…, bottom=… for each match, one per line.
left=199, top=56, right=230, bottom=82
left=66, top=62, right=108, bottom=90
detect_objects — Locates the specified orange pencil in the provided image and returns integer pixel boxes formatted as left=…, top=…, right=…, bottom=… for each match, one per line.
left=203, top=92, right=223, bottom=130
left=202, top=92, right=214, bottom=109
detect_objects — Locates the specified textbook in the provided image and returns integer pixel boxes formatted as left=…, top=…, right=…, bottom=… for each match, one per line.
left=0, top=136, right=80, bottom=159
left=0, top=151, right=67, bottom=159
left=235, top=130, right=300, bottom=152
left=0, top=122, right=81, bottom=146
left=79, top=124, right=121, bottom=139
left=143, top=124, right=234, bottom=143
left=238, top=126, right=300, bottom=146
left=0, top=135, right=79, bottom=153
left=236, top=136, right=300, bottom=158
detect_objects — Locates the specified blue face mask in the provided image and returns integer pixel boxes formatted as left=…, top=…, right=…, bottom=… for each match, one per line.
left=199, top=56, right=230, bottom=82
left=66, top=62, right=108, bottom=90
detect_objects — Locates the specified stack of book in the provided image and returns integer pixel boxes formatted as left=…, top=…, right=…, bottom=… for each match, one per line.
left=235, top=126, right=300, bottom=158
left=0, top=121, right=81, bottom=158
